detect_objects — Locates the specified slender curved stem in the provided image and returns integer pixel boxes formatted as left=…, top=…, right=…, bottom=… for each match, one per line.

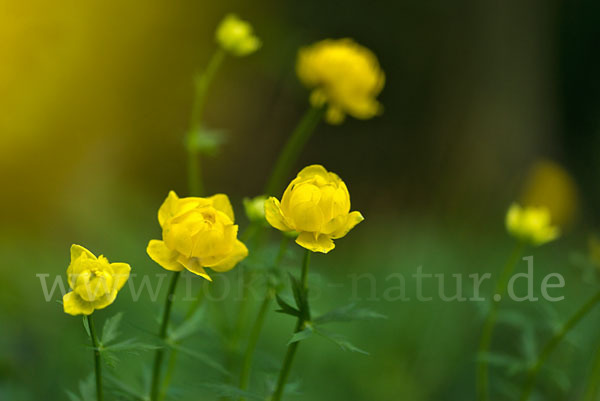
left=519, top=290, right=600, bottom=401
left=159, top=289, right=205, bottom=401
left=187, top=48, right=226, bottom=197
left=477, top=242, right=525, bottom=401
left=264, top=106, right=324, bottom=196
left=271, top=250, right=311, bottom=401
left=238, top=237, right=289, bottom=399
left=87, top=314, right=103, bottom=401
left=583, top=342, right=600, bottom=401
left=150, top=270, right=181, bottom=401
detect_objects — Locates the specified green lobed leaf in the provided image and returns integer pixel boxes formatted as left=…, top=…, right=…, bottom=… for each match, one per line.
left=313, top=327, right=369, bottom=355
left=314, top=303, right=387, bottom=324
left=169, top=305, right=207, bottom=342
left=275, top=294, right=300, bottom=317
left=172, top=344, right=229, bottom=376
left=101, top=312, right=123, bottom=345
left=78, top=374, right=96, bottom=401
left=196, top=383, right=263, bottom=401
left=82, top=316, right=91, bottom=339
left=287, top=326, right=314, bottom=345
left=65, top=390, right=82, bottom=401
left=288, top=273, right=310, bottom=321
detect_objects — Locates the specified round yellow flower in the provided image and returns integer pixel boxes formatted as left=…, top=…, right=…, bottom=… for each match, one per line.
left=63, top=245, right=131, bottom=316
left=147, top=191, right=248, bottom=281
left=265, top=165, right=364, bottom=253
left=296, top=38, right=385, bottom=124
left=215, top=14, right=261, bottom=57
left=505, top=203, right=560, bottom=246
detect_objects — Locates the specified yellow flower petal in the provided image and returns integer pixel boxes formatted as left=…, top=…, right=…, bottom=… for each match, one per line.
left=291, top=201, right=324, bottom=232
left=331, top=211, right=364, bottom=239
left=63, top=291, right=94, bottom=316
left=91, top=290, right=118, bottom=310
left=265, top=197, right=292, bottom=231
left=110, top=262, right=131, bottom=291
left=177, top=256, right=212, bottom=281
left=147, top=240, right=184, bottom=272
left=70, top=244, right=96, bottom=263
left=208, top=193, right=235, bottom=222
left=296, top=232, right=335, bottom=253
left=158, top=191, right=180, bottom=227
left=203, top=240, right=249, bottom=273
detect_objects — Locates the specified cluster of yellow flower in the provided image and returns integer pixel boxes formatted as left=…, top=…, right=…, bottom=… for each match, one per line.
left=59, top=12, right=573, bottom=401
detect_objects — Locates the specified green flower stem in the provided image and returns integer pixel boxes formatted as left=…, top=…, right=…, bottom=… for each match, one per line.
left=271, top=250, right=311, bottom=401
left=583, top=342, right=600, bottom=401
left=477, top=241, right=526, bottom=401
left=159, top=289, right=205, bottom=401
left=238, top=237, right=289, bottom=400
left=519, top=289, right=600, bottom=401
left=150, top=270, right=181, bottom=401
left=86, top=314, right=103, bottom=401
left=187, top=48, right=226, bottom=197
left=264, top=106, right=325, bottom=196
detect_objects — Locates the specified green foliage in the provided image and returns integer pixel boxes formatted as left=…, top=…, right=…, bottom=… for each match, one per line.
left=196, top=383, right=264, bottom=400
left=66, top=374, right=95, bottom=401
left=101, top=312, right=123, bottom=345
left=314, top=303, right=387, bottom=324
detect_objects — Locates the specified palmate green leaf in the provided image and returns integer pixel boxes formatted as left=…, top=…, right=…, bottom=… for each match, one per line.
left=313, top=327, right=369, bottom=355
left=288, top=273, right=310, bottom=320
left=65, top=390, right=82, bottom=401
left=476, top=351, right=527, bottom=377
left=104, top=373, right=147, bottom=401
left=78, top=374, right=96, bottom=401
left=169, top=305, right=207, bottom=342
left=196, top=382, right=263, bottom=400
left=172, top=343, right=229, bottom=376
left=101, top=312, right=123, bottom=345
left=102, top=338, right=159, bottom=353
left=82, top=316, right=91, bottom=339
left=275, top=294, right=300, bottom=317
left=287, top=326, right=313, bottom=345
left=314, top=303, right=387, bottom=324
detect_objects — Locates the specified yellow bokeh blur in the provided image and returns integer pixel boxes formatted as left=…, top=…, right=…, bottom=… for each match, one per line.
left=520, top=159, right=578, bottom=228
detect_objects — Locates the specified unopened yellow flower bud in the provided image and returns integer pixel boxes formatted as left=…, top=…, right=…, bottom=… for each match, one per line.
left=147, top=191, right=248, bottom=281
left=63, top=245, right=131, bottom=316
left=505, top=203, right=559, bottom=246
left=296, top=39, right=385, bottom=124
left=243, top=195, right=268, bottom=223
left=215, top=14, right=261, bottom=57
left=265, top=165, right=364, bottom=253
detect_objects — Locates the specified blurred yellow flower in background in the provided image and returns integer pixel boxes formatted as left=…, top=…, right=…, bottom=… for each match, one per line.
left=265, top=165, right=364, bottom=253
left=147, top=191, right=248, bottom=281
left=520, top=159, right=578, bottom=228
left=215, top=13, right=261, bottom=57
left=505, top=203, right=559, bottom=246
left=296, top=38, right=385, bottom=124
left=63, top=245, right=131, bottom=316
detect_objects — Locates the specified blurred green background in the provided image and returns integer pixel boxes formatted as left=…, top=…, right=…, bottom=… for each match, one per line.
left=1, top=0, right=600, bottom=400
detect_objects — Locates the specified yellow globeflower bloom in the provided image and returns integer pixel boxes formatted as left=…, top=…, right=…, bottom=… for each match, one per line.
left=505, top=203, right=560, bottom=246
left=215, top=14, right=261, bottom=57
left=63, top=245, right=131, bottom=316
left=147, top=191, right=248, bottom=281
left=265, top=165, right=364, bottom=253
left=296, top=38, right=385, bottom=124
